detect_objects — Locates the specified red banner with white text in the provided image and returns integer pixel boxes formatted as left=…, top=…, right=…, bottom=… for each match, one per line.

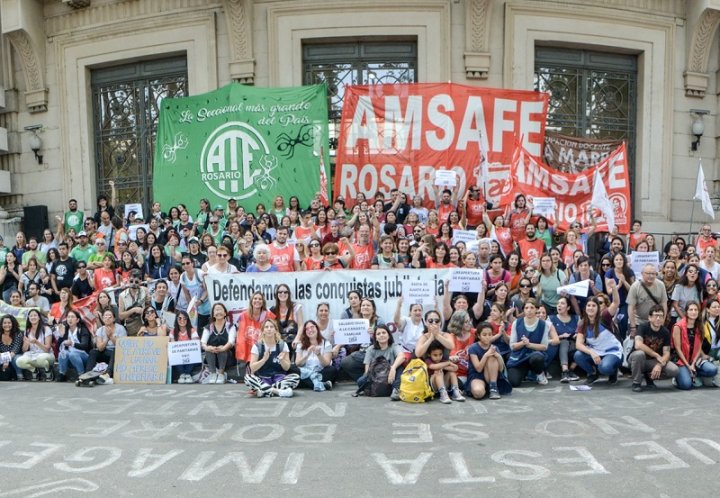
left=334, top=83, right=549, bottom=206
left=499, top=144, right=631, bottom=234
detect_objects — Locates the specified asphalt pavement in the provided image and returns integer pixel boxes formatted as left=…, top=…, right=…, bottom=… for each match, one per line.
left=0, top=377, right=717, bottom=497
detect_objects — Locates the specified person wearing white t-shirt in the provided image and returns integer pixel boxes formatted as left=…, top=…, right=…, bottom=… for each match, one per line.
left=393, top=298, right=426, bottom=355
left=699, top=246, right=720, bottom=281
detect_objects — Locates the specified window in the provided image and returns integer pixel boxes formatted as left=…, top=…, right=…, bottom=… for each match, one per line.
left=303, top=40, right=417, bottom=151
left=92, top=57, right=188, bottom=210
left=534, top=47, right=637, bottom=190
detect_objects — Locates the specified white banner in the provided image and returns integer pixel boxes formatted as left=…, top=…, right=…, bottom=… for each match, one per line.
left=557, top=279, right=590, bottom=297
left=167, top=340, right=202, bottom=367
left=630, top=251, right=660, bottom=276
left=333, top=319, right=371, bottom=345
left=205, top=268, right=453, bottom=323
left=449, top=268, right=484, bottom=293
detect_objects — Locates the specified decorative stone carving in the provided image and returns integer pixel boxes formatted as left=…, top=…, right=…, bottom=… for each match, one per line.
left=62, top=0, right=91, bottom=8
left=4, top=30, right=48, bottom=113
left=685, top=7, right=720, bottom=98
left=464, top=0, right=492, bottom=79
left=224, top=0, right=255, bottom=84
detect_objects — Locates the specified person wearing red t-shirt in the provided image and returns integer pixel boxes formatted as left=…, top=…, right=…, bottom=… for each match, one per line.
left=434, top=184, right=458, bottom=224
left=292, top=210, right=317, bottom=243
left=269, top=226, right=300, bottom=272
left=517, top=224, right=546, bottom=269
left=504, top=194, right=532, bottom=242
left=486, top=211, right=514, bottom=257
left=235, top=292, right=276, bottom=363
left=348, top=223, right=376, bottom=270
left=464, top=186, right=487, bottom=229
left=628, top=219, right=648, bottom=251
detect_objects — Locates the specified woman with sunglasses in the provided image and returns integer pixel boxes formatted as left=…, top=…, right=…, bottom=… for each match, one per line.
left=671, top=263, right=704, bottom=324
left=202, top=303, right=236, bottom=384
left=138, top=306, right=167, bottom=337
left=507, top=298, right=550, bottom=386
left=322, top=241, right=353, bottom=270
left=510, top=277, right=536, bottom=319
left=414, top=309, right=455, bottom=358
left=605, top=252, right=635, bottom=339
left=271, top=284, right=304, bottom=350
left=704, top=278, right=720, bottom=304
left=180, top=256, right=210, bottom=330
left=703, top=297, right=720, bottom=361
left=302, top=239, right=324, bottom=270
left=207, top=245, right=239, bottom=274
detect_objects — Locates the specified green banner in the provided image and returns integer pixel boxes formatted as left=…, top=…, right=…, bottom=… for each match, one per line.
left=153, top=82, right=330, bottom=211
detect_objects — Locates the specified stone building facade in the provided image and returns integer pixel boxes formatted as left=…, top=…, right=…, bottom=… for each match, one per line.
left=0, top=0, right=717, bottom=236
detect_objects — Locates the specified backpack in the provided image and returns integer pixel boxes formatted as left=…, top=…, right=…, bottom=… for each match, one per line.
left=363, top=357, right=393, bottom=397
left=399, top=358, right=434, bottom=403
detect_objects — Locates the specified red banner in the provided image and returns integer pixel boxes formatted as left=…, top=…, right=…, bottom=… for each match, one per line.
left=498, top=144, right=631, bottom=234
left=334, top=83, right=549, bottom=206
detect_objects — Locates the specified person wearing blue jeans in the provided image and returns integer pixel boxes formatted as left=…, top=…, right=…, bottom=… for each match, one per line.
left=56, top=310, right=92, bottom=381
left=574, top=293, right=623, bottom=385
left=672, top=301, right=718, bottom=390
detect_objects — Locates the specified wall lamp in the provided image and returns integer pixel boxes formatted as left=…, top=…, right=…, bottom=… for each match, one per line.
left=690, top=109, right=709, bottom=152
left=25, top=125, right=43, bottom=164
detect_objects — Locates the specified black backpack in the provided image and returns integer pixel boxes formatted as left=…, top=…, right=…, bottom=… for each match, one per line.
left=363, top=357, right=393, bottom=397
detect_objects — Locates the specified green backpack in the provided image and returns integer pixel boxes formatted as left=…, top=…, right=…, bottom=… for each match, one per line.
left=399, top=359, right=434, bottom=403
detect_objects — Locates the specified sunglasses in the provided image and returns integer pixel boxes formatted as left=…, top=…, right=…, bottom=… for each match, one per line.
left=210, top=222, right=218, bottom=225
left=520, top=283, right=532, bottom=288
left=217, top=253, right=228, bottom=258
left=601, top=263, right=611, bottom=267
left=277, top=290, right=289, bottom=295
left=182, top=261, right=193, bottom=265
left=309, top=243, right=320, bottom=248
left=426, top=318, right=441, bottom=324
left=325, top=251, right=338, bottom=255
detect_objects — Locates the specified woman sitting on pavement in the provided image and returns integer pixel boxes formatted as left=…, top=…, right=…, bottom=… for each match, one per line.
left=87, top=309, right=127, bottom=377
left=0, top=314, right=23, bottom=380
left=56, top=309, right=92, bottom=381
left=672, top=301, right=718, bottom=390
left=356, top=324, right=406, bottom=400
left=574, top=296, right=623, bottom=385
left=548, top=296, right=580, bottom=383
left=414, top=309, right=455, bottom=358
left=201, top=303, right=236, bottom=384
left=244, top=318, right=300, bottom=398
left=16, top=309, right=55, bottom=381
left=137, top=306, right=167, bottom=337
left=340, top=298, right=385, bottom=381
left=170, top=310, right=200, bottom=384
left=295, top=319, right=335, bottom=391
left=506, top=299, right=550, bottom=387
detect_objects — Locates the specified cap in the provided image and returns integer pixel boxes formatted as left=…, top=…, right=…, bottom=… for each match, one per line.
left=130, top=269, right=142, bottom=279
left=188, top=237, right=200, bottom=244
left=78, top=231, right=87, bottom=237
left=228, top=198, right=237, bottom=203
left=214, top=205, right=224, bottom=211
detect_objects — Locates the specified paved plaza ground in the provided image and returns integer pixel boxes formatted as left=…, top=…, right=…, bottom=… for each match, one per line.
left=0, top=378, right=717, bottom=497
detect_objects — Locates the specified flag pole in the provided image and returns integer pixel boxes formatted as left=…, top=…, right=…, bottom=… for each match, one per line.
left=689, top=157, right=700, bottom=242
left=478, top=131, right=487, bottom=202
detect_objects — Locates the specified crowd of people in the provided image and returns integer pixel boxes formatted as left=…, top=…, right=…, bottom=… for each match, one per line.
left=1, top=181, right=719, bottom=400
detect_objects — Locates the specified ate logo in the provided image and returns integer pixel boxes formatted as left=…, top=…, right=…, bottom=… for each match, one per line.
left=200, top=122, right=278, bottom=201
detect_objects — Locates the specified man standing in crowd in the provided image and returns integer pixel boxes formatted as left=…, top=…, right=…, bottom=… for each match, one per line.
left=118, top=269, right=148, bottom=336
left=628, top=305, right=678, bottom=392
left=51, top=242, right=77, bottom=296
left=70, top=231, right=96, bottom=264
left=627, top=263, right=667, bottom=334
left=435, top=184, right=458, bottom=224
left=269, top=226, right=300, bottom=272
left=518, top=223, right=546, bottom=269
left=64, top=198, right=84, bottom=234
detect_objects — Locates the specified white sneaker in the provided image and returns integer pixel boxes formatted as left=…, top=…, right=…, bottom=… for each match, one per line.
left=277, top=387, right=293, bottom=398
left=215, top=373, right=226, bottom=384
left=207, top=373, right=218, bottom=384
left=177, top=374, right=185, bottom=384
left=183, top=374, right=192, bottom=384
left=536, top=372, right=548, bottom=385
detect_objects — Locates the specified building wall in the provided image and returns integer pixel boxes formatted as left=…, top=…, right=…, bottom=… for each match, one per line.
left=0, top=0, right=716, bottom=236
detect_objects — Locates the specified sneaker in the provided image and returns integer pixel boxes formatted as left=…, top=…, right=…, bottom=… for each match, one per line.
left=56, top=373, right=66, bottom=383
left=277, top=388, right=293, bottom=398
left=566, top=371, right=580, bottom=381
left=644, top=378, right=657, bottom=389
left=324, top=381, right=333, bottom=391
left=672, top=377, right=677, bottom=387
left=489, top=388, right=501, bottom=400
left=30, top=370, right=38, bottom=382
left=632, top=383, right=643, bottom=393
left=256, top=389, right=266, bottom=398
left=694, top=377, right=703, bottom=388
left=608, top=374, right=618, bottom=385
left=44, top=369, right=54, bottom=382
left=544, top=371, right=552, bottom=380
left=586, top=373, right=599, bottom=385
left=438, top=388, right=452, bottom=404
left=215, top=373, right=226, bottom=384
left=450, top=387, right=466, bottom=402
left=560, top=371, right=570, bottom=383
left=536, top=372, right=548, bottom=386
left=313, top=383, right=326, bottom=392
left=390, top=388, right=400, bottom=401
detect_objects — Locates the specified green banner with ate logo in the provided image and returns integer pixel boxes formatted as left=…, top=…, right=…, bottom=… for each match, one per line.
left=153, top=82, right=330, bottom=211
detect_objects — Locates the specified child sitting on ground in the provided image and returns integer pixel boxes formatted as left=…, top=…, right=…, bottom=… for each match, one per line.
left=467, top=322, right=513, bottom=400
left=424, top=340, right=465, bottom=403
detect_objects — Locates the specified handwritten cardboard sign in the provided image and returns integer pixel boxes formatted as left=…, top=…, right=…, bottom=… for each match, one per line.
left=114, top=336, right=169, bottom=384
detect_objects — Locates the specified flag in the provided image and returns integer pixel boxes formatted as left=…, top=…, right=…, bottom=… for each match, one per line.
left=694, top=160, right=715, bottom=219
left=591, top=168, right=616, bottom=233
left=319, top=147, right=329, bottom=207
left=73, top=294, right=98, bottom=332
